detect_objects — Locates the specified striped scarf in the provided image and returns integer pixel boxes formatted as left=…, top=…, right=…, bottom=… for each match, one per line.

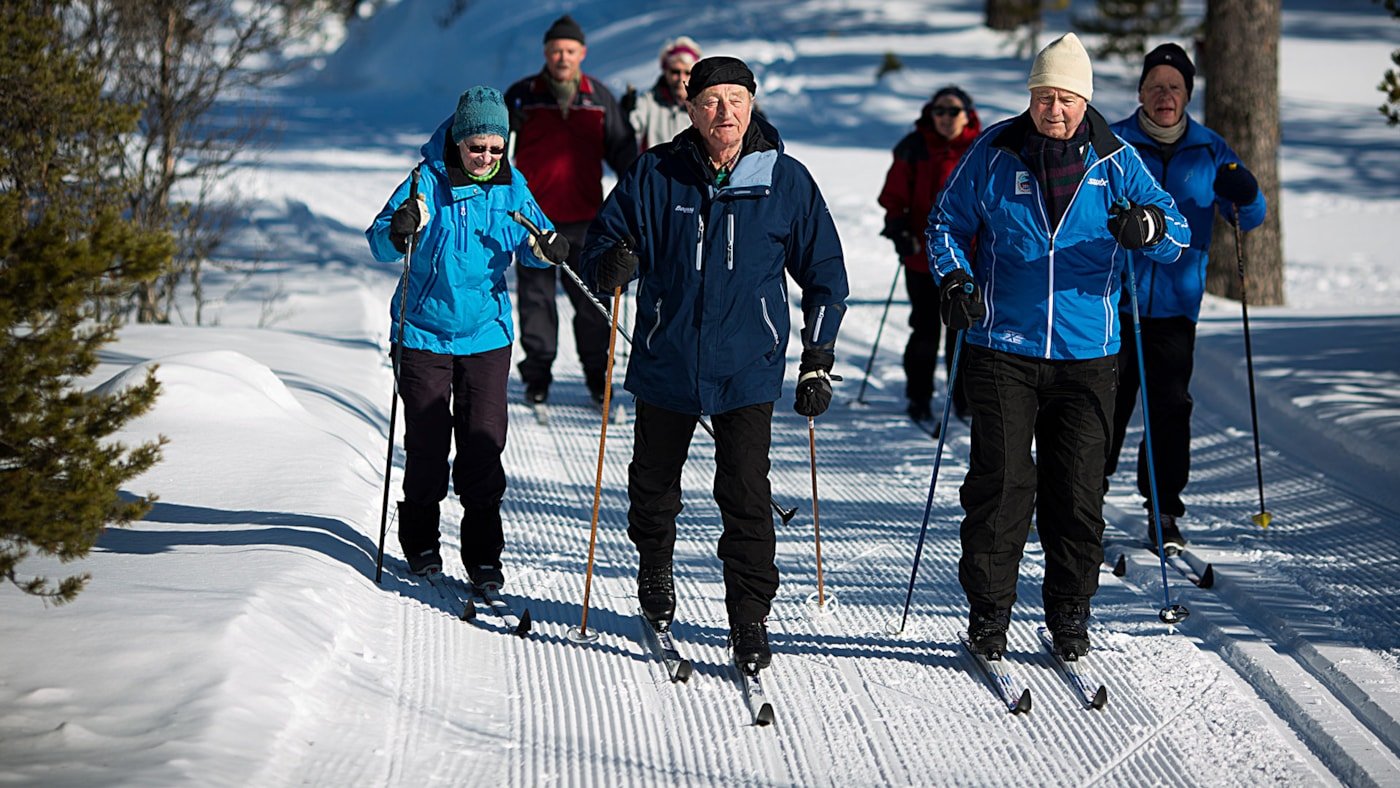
left=1021, top=121, right=1091, bottom=231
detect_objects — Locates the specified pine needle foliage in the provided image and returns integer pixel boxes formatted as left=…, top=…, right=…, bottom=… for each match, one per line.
left=1075, top=0, right=1188, bottom=63
left=0, top=5, right=172, bottom=605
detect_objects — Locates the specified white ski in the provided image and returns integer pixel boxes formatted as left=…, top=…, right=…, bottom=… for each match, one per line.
left=1038, top=627, right=1108, bottom=709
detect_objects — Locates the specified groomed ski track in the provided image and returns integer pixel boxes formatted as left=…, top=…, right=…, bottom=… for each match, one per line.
left=375, top=317, right=1383, bottom=785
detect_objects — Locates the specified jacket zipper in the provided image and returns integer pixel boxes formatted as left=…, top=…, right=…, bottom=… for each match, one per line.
left=760, top=296, right=780, bottom=348
left=726, top=213, right=734, bottom=270
left=695, top=215, right=705, bottom=271
left=645, top=297, right=663, bottom=350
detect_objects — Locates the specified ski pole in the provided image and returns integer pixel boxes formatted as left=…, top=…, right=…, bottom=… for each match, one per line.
left=569, top=284, right=624, bottom=644
left=508, top=211, right=800, bottom=526
left=1113, top=199, right=1188, bottom=625
left=855, top=264, right=902, bottom=404
left=1232, top=195, right=1272, bottom=528
left=376, top=168, right=421, bottom=584
left=807, top=416, right=827, bottom=607
left=894, top=320, right=967, bottom=635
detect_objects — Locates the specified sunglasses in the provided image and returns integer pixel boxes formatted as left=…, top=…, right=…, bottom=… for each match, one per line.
left=930, top=106, right=964, bottom=117
left=466, top=144, right=506, bottom=155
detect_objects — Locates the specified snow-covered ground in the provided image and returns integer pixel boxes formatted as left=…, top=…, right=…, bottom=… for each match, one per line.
left=3, top=0, right=1398, bottom=784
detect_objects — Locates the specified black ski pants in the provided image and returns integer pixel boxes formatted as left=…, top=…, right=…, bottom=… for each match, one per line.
left=903, top=269, right=964, bottom=412
left=957, top=346, right=1116, bottom=617
left=1106, top=315, right=1197, bottom=518
left=394, top=344, right=510, bottom=564
left=514, top=220, right=610, bottom=396
left=626, top=399, right=778, bottom=626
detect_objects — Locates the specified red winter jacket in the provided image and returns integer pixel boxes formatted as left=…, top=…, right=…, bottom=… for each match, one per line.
left=877, top=107, right=981, bottom=273
left=505, top=70, right=638, bottom=225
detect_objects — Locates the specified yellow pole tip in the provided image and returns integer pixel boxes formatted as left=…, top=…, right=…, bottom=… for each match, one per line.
left=1252, top=511, right=1272, bottom=528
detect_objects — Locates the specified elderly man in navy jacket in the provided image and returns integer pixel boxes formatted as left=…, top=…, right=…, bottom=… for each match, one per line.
left=582, top=56, right=848, bottom=673
left=1107, top=43, right=1268, bottom=553
left=928, top=34, right=1189, bottom=660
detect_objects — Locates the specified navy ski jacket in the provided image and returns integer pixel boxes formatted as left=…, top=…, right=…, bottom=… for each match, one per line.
left=581, top=117, right=848, bottom=416
left=1111, top=111, right=1267, bottom=321
left=927, top=107, right=1190, bottom=360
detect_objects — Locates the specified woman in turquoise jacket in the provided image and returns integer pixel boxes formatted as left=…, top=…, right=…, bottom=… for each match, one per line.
left=366, top=86, right=567, bottom=583
left=1106, top=43, right=1267, bottom=551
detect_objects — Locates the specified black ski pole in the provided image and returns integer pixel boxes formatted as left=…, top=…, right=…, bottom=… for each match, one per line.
left=855, top=264, right=902, bottom=404
left=893, top=322, right=966, bottom=635
left=1232, top=195, right=1272, bottom=528
left=1113, top=199, right=1188, bottom=625
left=376, top=168, right=421, bottom=584
left=509, top=211, right=799, bottom=525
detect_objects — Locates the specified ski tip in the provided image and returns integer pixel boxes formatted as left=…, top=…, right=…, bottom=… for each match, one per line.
left=1198, top=564, right=1216, bottom=589
left=515, top=608, right=533, bottom=637
left=1012, top=689, right=1032, bottom=715
left=461, top=598, right=478, bottom=621
left=672, top=660, right=693, bottom=683
left=755, top=703, right=776, bottom=727
left=1090, top=685, right=1108, bottom=710
left=1112, top=554, right=1127, bottom=577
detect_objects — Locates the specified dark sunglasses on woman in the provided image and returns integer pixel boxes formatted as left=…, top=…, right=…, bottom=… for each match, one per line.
left=930, top=106, right=964, bottom=117
left=467, top=144, right=506, bottom=155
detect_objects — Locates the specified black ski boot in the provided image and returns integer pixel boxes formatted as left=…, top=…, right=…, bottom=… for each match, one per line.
left=637, top=560, right=675, bottom=624
left=1047, top=603, right=1091, bottom=659
left=729, top=621, right=772, bottom=673
left=967, top=609, right=1011, bottom=659
left=1147, top=513, right=1186, bottom=555
left=397, top=500, right=442, bottom=576
left=468, top=564, right=505, bottom=592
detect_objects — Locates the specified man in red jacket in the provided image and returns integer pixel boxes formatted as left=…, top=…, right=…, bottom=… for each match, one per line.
left=877, top=86, right=981, bottom=422
left=505, top=15, right=638, bottom=407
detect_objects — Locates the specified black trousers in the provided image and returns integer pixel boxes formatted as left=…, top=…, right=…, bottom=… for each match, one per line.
left=394, top=344, right=510, bottom=564
left=514, top=221, right=610, bottom=394
left=958, top=346, right=1116, bottom=616
left=1107, top=316, right=1196, bottom=518
left=626, top=399, right=778, bottom=626
left=903, top=269, right=964, bottom=411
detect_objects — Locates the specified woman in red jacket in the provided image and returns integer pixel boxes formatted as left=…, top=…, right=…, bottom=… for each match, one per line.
left=877, top=86, right=980, bottom=422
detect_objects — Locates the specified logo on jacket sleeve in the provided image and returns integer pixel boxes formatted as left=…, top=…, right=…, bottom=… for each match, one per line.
left=1015, top=171, right=1032, bottom=195
left=674, top=204, right=696, bottom=214
left=1087, top=177, right=1108, bottom=187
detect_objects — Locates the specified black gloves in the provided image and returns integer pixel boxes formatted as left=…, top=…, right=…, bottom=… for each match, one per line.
left=389, top=194, right=428, bottom=253
left=882, top=218, right=918, bottom=258
left=939, top=269, right=985, bottom=330
left=1107, top=201, right=1167, bottom=250
left=528, top=229, right=570, bottom=264
left=794, top=348, right=835, bottom=418
left=595, top=239, right=639, bottom=291
left=1214, top=162, right=1258, bottom=206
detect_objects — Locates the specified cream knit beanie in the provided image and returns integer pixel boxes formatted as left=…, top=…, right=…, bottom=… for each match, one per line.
left=1027, top=33, right=1093, bottom=101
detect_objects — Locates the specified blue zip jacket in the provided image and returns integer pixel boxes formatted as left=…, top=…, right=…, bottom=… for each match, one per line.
left=928, top=107, right=1190, bottom=360
left=366, top=117, right=553, bottom=355
left=1111, top=110, right=1267, bottom=321
left=581, top=117, right=849, bottom=416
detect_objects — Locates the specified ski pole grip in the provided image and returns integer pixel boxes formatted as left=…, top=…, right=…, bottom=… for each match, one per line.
left=509, top=209, right=544, bottom=237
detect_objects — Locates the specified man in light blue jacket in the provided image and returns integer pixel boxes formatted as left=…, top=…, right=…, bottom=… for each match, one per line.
left=927, top=34, right=1190, bottom=660
left=367, top=86, right=566, bottom=584
left=1107, top=43, right=1268, bottom=553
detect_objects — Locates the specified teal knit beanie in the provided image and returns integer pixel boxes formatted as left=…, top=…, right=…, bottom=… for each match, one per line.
left=452, top=86, right=509, bottom=142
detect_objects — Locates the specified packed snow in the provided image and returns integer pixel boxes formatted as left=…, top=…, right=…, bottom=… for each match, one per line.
left=3, top=0, right=1398, bottom=785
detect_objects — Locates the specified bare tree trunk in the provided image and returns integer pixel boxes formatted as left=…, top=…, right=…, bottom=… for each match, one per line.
left=1202, top=0, right=1284, bottom=305
left=986, top=0, right=1038, bottom=32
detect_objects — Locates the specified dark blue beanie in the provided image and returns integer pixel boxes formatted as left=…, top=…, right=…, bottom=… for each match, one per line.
left=452, top=86, right=508, bottom=142
left=931, top=85, right=974, bottom=111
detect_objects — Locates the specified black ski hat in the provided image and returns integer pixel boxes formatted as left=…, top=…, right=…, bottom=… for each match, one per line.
left=685, top=56, right=756, bottom=98
left=543, top=14, right=585, bottom=45
left=1140, top=42, right=1195, bottom=98
left=931, top=85, right=974, bottom=111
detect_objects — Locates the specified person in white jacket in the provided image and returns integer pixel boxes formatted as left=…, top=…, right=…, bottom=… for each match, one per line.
left=627, top=36, right=703, bottom=151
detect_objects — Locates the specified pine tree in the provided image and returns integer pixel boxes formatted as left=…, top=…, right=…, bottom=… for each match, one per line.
left=0, top=5, right=172, bottom=604
left=1075, top=0, right=1188, bottom=62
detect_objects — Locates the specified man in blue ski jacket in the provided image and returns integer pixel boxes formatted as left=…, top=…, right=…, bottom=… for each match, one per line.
left=580, top=56, right=848, bottom=673
left=927, top=34, right=1190, bottom=660
left=1107, top=43, right=1268, bottom=552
